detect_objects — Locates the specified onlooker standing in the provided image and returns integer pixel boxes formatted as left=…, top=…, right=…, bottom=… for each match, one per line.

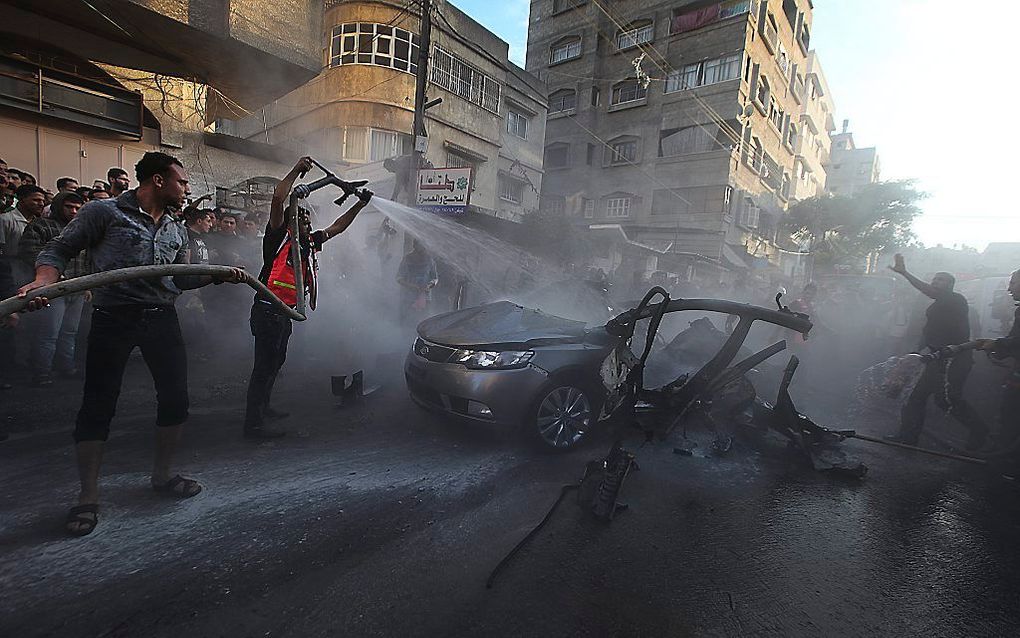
left=90, top=189, right=111, bottom=200
left=107, top=167, right=130, bottom=197
left=56, top=177, right=79, bottom=194
left=0, top=158, right=14, bottom=213
left=19, top=192, right=89, bottom=385
left=397, top=239, right=439, bottom=326
left=0, top=185, right=47, bottom=283
left=888, top=254, right=988, bottom=449
left=18, top=151, right=244, bottom=536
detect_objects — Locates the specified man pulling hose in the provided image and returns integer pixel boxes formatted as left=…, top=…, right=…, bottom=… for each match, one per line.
left=17, top=152, right=244, bottom=536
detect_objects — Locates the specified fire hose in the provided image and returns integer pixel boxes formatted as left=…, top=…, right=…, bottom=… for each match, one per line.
left=0, top=265, right=306, bottom=321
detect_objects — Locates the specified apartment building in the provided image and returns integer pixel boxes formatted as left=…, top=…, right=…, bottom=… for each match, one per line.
left=526, top=0, right=818, bottom=282
left=790, top=50, right=836, bottom=202
left=826, top=121, right=881, bottom=196
left=232, top=0, right=547, bottom=222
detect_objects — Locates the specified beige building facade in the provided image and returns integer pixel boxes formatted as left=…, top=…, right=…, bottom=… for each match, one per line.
left=527, top=0, right=821, bottom=282
left=0, top=1, right=323, bottom=202
left=826, top=123, right=881, bottom=197
left=231, top=0, right=548, bottom=222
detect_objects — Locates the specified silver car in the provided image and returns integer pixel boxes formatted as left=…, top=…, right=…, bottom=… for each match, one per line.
left=405, top=294, right=811, bottom=450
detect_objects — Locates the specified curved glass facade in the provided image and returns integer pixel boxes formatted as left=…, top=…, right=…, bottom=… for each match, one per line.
left=329, top=23, right=421, bottom=75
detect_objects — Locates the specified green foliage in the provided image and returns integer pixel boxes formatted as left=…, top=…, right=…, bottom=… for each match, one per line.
left=784, top=180, right=926, bottom=264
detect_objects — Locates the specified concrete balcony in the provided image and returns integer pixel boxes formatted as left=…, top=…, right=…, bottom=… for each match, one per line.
left=0, top=0, right=323, bottom=110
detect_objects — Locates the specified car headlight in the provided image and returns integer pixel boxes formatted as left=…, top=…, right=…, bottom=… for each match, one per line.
left=452, top=349, right=534, bottom=370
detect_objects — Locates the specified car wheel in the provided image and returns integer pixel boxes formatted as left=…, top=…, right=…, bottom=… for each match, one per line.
left=526, top=382, right=598, bottom=451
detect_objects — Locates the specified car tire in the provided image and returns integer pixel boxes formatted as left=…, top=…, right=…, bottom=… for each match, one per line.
left=523, top=378, right=602, bottom=452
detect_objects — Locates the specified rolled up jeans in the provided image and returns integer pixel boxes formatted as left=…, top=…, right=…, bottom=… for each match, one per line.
left=75, top=304, right=188, bottom=442
left=29, top=293, right=86, bottom=375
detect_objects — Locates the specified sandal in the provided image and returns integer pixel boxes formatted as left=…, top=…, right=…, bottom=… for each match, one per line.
left=152, top=475, right=203, bottom=498
left=65, top=504, right=99, bottom=537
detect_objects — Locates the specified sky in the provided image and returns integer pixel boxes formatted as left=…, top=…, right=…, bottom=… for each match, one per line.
left=451, top=0, right=1019, bottom=252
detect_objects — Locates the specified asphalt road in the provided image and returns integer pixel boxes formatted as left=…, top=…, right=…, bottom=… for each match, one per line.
left=2, top=351, right=1020, bottom=638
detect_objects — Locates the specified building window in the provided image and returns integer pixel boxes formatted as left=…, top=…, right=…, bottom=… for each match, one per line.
left=586, top=143, right=596, bottom=165
left=550, top=36, right=582, bottom=64
left=542, top=196, right=566, bottom=215
left=786, top=123, right=798, bottom=149
left=583, top=198, right=595, bottom=219
left=507, top=110, right=529, bottom=139
left=446, top=151, right=475, bottom=170
left=768, top=98, right=784, bottom=131
left=369, top=129, right=409, bottom=162
left=665, top=54, right=741, bottom=93
left=606, top=196, right=632, bottom=218
left=548, top=89, right=577, bottom=113
left=611, top=79, right=647, bottom=105
left=499, top=174, right=525, bottom=203
left=329, top=23, right=420, bottom=74
left=755, top=74, right=771, bottom=109
left=616, top=22, right=654, bottom=49
left=430, top=46, right=501, bottom=113
left=545, top=143, right=569, bottom=168
left=739, top=198, right=760, bottom=229
left=341, top=126, right=368, bottom=161
left=606, top=138, right=638, bottom=165
left=591, top=86, right=600, bottom=107
left=659, top=125, right=721, bottom=156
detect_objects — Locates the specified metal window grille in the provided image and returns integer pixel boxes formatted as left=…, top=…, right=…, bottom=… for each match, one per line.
left=550, top=38, right=582, bottom=63
left=611, top=80, right=647, bottom=105
left=609, top=140, right=637, bottom=164
left=617, top=24, right=654, bottom=49
left=430, top=47, right=501, bottom=114
left=499, top=175, right=524, bottom=203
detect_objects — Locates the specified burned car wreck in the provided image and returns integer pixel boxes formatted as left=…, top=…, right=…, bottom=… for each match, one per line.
left=405, top=287, right=867, bottom=475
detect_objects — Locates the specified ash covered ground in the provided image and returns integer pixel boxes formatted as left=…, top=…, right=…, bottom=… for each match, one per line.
left=2, top=338, right=1019, bottom=638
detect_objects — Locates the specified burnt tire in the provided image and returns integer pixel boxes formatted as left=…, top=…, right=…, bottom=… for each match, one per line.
left=523, top=379, right=602, bottom=452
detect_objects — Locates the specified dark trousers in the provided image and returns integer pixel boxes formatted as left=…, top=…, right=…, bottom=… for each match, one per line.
left=245, top=302, right=292, bottom=428
left=899, top=356, right=987, bottom=444
left=75, top=305, right=188, bottom=442
left=997, top=373, right=1020, bottom=447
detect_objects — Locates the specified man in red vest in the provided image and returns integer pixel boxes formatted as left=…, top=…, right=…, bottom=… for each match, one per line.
left=244, top=157, right=372, bottom=439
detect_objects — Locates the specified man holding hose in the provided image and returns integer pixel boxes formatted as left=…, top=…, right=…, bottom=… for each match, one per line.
left=17, top=152, right=244, bottom=536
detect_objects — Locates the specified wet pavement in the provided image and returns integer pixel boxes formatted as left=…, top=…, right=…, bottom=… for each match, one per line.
left=2, top=354, right=1020, bottom=637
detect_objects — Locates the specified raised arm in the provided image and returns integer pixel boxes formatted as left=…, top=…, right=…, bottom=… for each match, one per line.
left=889, top=253, right=937, bottom=299
left=269, top=157, right=313, bottom=231
left=319, top=189, right=373, bottom=244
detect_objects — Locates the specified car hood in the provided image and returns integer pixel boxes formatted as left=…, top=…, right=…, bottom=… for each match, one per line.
left=418, top=301, right=590, bottom=349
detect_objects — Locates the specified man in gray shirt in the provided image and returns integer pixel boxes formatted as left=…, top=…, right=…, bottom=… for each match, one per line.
left=18, top=152, right=243, bottom=536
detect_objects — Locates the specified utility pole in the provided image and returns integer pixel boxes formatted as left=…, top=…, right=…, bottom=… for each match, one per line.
left=407, top=0, right=433, bottom=207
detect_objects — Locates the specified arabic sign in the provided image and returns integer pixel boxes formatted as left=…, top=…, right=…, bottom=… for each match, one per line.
left=416, top=167, right=472, bottom=215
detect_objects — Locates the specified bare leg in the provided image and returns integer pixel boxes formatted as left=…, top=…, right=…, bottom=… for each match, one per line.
left=151, top=425, right=184, bottom=486
left=68, top=441, right=104, bottom=534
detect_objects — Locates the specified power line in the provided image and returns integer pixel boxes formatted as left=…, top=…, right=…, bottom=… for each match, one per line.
left=567, top=1, right=742, bottom=146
